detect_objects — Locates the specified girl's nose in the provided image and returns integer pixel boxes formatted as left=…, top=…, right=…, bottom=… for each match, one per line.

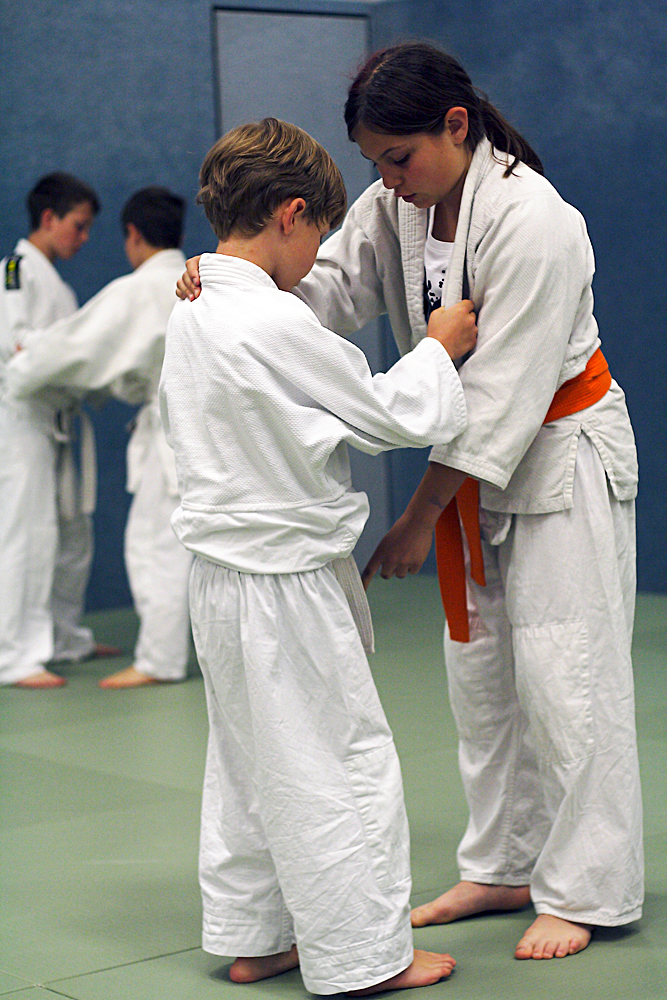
left=380, top=167, right=400, bottom=191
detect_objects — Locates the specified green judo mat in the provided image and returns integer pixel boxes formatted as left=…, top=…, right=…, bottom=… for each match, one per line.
left=0, top=578, right=665, bottom=999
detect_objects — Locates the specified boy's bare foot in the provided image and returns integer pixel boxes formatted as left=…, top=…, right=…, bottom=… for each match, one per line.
left=15, top=669, right=66, bottom=689
left=99, top=665, right=160, bottom=689
left=515, top=914, right=592, bottom=960
left=411, top=881, right=531, bottom=926
left=348, top=949, right=456, bottom=995
left=229, top=945, right=299, bottom=983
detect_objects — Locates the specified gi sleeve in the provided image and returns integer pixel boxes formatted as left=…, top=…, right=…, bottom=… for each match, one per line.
left=1, top=255, right=36, bottom=363
left=5, top=274, right=159, bottom=403
left=295, top=188, right=389, bottom=335
left=430, top=193, right=593, bottom=489
left=256, top=298, right=467, bottom=455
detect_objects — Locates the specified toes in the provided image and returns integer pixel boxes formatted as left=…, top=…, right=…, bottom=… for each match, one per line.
left=514, top=939, right=533, bottom=960
left=568, top=936, right=585, bottom=955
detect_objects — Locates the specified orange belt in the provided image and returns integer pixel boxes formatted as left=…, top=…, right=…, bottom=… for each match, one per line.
left=434, top=347, right=612, bottom=642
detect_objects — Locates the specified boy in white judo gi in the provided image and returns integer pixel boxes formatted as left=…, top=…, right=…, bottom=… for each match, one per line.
left=158, top=118, right=477, bottom=994
left=0, top=172, right=119, bottom=689
left=6, top=187, right=193, bottom=690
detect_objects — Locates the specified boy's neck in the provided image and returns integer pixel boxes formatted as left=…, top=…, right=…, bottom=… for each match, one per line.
left=215, top=232, right=275, bottom=278
left=27, top=229, right=57, bottom=263
left=128, top=243, right=163, bottom=270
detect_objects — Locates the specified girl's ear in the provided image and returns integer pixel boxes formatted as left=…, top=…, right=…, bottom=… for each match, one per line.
left=446, top=107, right=469, bottom=145
left=280, top=197, right=307, bottom=234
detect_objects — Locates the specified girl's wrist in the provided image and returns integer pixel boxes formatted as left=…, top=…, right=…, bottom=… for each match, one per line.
left=404, top=494, right=445, bottom=532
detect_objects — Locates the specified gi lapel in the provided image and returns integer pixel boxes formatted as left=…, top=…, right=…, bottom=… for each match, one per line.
left=397, top=198, right=428, bottom=350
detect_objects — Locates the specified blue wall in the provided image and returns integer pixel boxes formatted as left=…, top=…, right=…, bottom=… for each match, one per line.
left=1, top=0, right=665, bottom=604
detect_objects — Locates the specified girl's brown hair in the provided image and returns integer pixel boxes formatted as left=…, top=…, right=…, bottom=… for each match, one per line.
left=198, top=118, right=347, bottom=241
left=345, top=42, right=543, bottom=177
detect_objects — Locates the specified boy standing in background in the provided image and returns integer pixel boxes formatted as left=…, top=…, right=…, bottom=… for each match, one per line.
left=0, top=173, right=117, bottom=688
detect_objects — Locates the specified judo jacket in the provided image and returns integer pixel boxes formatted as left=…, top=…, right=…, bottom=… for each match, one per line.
left=159, top=254, right=468, bottom=574
left=297, top=138, right=638, bottom=515
left=0, top=238, right=78, bottom=430
left=5, top=248, right=186, bottom=496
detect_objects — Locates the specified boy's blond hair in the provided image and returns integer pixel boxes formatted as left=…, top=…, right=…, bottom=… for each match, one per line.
left=197, top=118, right=347, bottom=241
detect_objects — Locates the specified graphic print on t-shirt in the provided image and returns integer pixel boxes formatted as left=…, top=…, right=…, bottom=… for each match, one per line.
left=423, top=208, right=454, bottom=319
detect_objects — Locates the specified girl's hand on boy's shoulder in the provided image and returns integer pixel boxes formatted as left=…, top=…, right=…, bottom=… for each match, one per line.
left=176, top=255, right=203, bottom=300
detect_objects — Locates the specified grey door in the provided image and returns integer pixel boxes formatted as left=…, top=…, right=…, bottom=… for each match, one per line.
left=214, top=5, right=391, bottom=571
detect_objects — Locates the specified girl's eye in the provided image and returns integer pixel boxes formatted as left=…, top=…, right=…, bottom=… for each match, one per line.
left=393, top=154, right=410, bottom=166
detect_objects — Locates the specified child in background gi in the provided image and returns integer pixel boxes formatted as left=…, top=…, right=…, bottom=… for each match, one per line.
left=159, top=118, right=477, bottom=994
left=6, top=187, right=193, bottom=690
left=0, top=172, right=119, bottom=689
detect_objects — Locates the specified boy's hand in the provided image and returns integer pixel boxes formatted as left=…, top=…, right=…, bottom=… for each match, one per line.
left=176, top=255, right=203, bottom=300
left=427, top=299, right=477, bottom=360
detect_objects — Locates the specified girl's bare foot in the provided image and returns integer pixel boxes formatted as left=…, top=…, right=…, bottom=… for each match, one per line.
left=99, top=666, right=161, bottom=689
left=15, top=669, right=66, bottom=689
left=347, top=950, right=456, bottom=995
left=411, top=881, right=531, bottom=926
left=229, top=945, right=299, bottom=983
left=515, top=914, right=592, bottom=959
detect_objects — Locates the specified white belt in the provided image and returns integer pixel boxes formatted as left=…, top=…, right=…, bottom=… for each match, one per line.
left=55, top=408, right=97, bottom=519
left=330, top=554, right=375, bottom=655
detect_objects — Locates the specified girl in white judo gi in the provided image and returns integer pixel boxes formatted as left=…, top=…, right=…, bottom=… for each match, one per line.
left=159, top=119, right=478, bottom=994
left=178, top=42, right=643, bottom=963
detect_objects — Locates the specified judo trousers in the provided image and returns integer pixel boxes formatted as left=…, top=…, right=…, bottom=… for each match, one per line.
left=0, top=404, right=58, bottom=683
left=0, top=402, right=96, bottom=680
left=190, top=557, right=413, bottom=995
left=446, top=434, right=644, bottom=925
left=124, top=438, right=192, bottom=681
left=52, top=508, right=95, bottom=661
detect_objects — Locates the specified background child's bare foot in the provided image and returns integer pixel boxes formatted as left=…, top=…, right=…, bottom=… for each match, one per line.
left=515, top=914, right=592, bottom=959
left=229, top=945, right=298, bottom=983
left=347, top=950, right=456, bottom=995
left=99, top=665, right=160, bottom=689
left=15, top=669, right=66, bottom=689
left=411, top=881, right=531, bottom=926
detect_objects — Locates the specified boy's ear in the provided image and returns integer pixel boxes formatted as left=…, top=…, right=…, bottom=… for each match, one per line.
left=39, top=207, right=57, bottom=231
left=280, top=197, right=307, bottom=235
left=125, top=222, right=141, bottom=244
